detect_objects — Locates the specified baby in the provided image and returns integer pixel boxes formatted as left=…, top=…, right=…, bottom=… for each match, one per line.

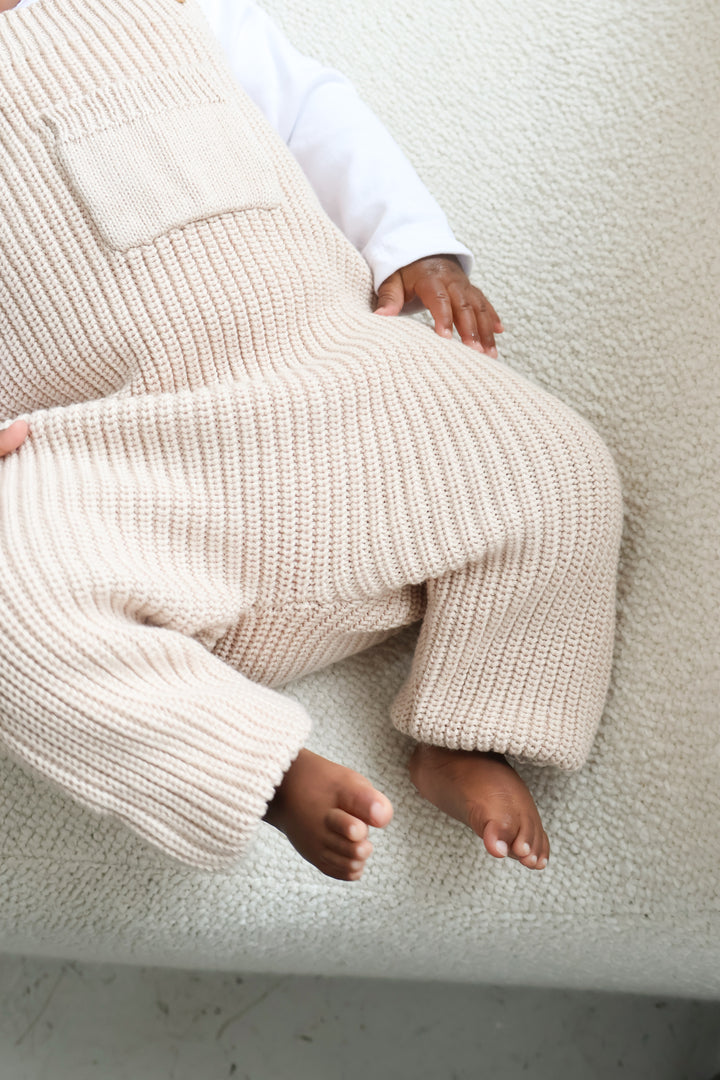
left=0, top=0, right=623, bottom=882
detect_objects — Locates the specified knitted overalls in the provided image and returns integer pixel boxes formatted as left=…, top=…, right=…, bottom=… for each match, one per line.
left=0, top=0, right=623, bottom=868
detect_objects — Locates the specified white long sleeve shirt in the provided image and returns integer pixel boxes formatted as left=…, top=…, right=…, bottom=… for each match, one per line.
left=13, top=0, right=474, bottom=291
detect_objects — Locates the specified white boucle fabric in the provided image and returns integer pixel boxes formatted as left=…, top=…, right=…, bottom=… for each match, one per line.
left=0, top=0, right=718, bottom=996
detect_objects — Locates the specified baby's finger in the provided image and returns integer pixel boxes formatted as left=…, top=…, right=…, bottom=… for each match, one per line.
left=471, top=292, right=502, bottom=358
left=483, top=295, right=504, bottom=334
left=446, top=282, right=485, bottom=353
left=414, top=277, right=454, bottom=340
left=374, top=271, right=406, bottom=318
left=0, top=419, right=29, bottom=457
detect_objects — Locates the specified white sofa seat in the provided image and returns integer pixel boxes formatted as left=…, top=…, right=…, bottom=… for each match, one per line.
left=0, top=0, right=717, bottom=997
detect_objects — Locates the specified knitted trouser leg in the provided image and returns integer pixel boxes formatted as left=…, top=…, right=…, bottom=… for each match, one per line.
left=389, top=479, right=622, bottom=774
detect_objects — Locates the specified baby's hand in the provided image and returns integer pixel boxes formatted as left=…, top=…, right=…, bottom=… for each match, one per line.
left=0, top=419, right=29, bottom=457
left=374, top=254, right=503, bottom=358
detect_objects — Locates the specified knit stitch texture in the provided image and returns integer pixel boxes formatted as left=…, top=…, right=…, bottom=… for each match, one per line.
left=0, top=0, right=622, bottom=869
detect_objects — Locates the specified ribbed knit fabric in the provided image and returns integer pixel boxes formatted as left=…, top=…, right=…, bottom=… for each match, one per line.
left=0, top=0, right=623, bottom=869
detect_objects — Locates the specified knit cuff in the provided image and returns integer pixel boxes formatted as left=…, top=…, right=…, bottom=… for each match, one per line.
left=0, top=597, right=312, bottom=869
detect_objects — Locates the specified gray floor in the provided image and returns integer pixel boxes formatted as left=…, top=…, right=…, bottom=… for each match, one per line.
left=0, top=954, right=718, bottom=1079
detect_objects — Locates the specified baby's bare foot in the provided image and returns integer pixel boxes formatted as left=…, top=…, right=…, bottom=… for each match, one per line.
left=408, top=744, right=550, bottom=870
left=263, top=748, right=393, bottom=881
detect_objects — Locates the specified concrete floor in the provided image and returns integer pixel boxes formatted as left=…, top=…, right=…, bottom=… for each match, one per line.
left=0, top=954, right=718, bottom=1079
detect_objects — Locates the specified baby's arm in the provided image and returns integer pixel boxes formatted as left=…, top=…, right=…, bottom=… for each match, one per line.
left=203, top=2, right=496, bottom=347
left=208, top=2, right=471, bottom=278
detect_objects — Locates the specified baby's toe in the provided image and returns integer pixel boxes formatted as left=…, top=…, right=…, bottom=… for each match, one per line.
left=535, top=831, right=551, bottom=870
left=319, top=848, right=367, bottom=881
left=481, top=817, right=518, bottom=860
left=515, top=825, right=548, bottom=869
left=325, top=832, right=373, bottom=863
left=511, top=820, right=537, bottom=862
left=523, top=832, right=550, bottom=870
left=325, top=807, right=369, bottom=842
left=342, top=786, right=393, bottom=829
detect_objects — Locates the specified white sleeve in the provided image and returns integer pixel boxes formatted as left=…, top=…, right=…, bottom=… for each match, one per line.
left=198, top=0, right=475, bottom=291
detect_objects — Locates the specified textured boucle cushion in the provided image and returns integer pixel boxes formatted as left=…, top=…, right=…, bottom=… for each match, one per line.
left=0, top=0, right=718, bottom=996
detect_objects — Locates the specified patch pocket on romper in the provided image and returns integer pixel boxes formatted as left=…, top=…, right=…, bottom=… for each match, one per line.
left=40, top=65, right=283, bottom=251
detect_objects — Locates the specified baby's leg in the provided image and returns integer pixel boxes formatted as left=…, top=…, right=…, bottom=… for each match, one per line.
left=397, top=559, right=556, bottom=869
left=390, top=406, right=623, bottom=869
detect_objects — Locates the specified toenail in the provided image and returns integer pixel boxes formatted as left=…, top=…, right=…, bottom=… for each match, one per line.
left=527, top=854, right=537, bottom=866
left=519, top=842, right=531, bottom=856
left=495, top=840, right=508, bottom=857
left=537, top=857, right=547, bottom=869
left=370, top=800, right=385, bottom=821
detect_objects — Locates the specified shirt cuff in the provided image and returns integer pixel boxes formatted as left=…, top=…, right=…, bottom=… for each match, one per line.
left=362, top=226, right=475, bottom=294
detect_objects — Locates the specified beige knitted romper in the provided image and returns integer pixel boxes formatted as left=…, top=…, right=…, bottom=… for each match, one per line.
left=0, top=0, right=623, bottom=869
